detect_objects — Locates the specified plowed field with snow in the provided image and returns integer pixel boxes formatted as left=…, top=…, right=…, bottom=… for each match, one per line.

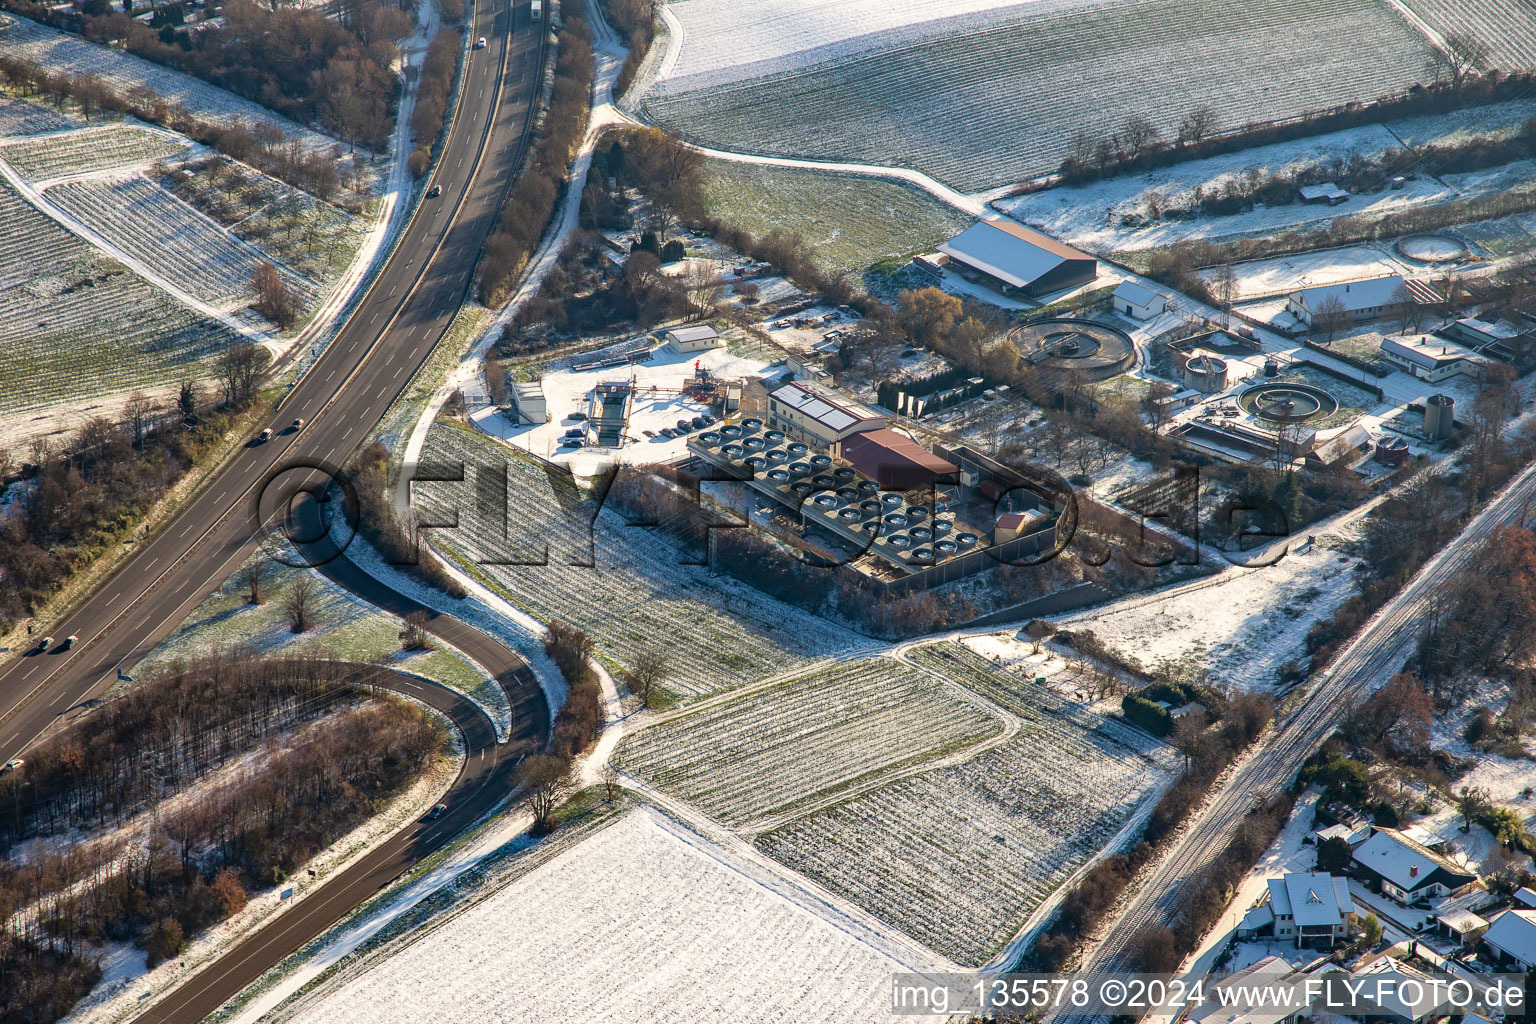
left=646, top=0, right=1436, bottom=190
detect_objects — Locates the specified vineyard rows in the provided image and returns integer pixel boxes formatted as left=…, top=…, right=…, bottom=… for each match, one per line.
left=647, top=0, right=1435, bottom=190
left=47, top=174, right=316, bottom=312
left=414, top=423, right=866, bottom=699
left=0, top=180, right=236, bottom=422
left=756, top=641, right=1174, bottom=965
left=166, top=157, right=367, bottom=286
left=0, top=14, right=337, bottom=153
left=0, top=122, right=188, bottom=183
left=0, top=96, right=74, bottom=136
left=1398, top=0, right=1536, bottom=73
left=616, top=657, right=1002, bottom=826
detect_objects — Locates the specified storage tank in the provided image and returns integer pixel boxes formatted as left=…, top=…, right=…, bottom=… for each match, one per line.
left=1183, top=355, right=1228, bottom=395
left=1424, top=393, right=1455, bottom=440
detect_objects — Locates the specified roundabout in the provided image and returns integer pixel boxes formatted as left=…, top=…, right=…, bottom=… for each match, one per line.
left=1237, top=381, right=1339, bottom=424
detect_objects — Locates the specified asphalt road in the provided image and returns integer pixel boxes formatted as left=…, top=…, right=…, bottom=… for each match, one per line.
left=0, top=0, right=544, bottom=761
left=1072, top=457, right=1536, bottom=990
left=132, top=663, right=531, bottom=1024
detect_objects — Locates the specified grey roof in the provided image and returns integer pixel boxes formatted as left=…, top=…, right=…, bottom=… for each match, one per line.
left=1291, top=275, right=1406, bottom=315
left=1113, top=280, right=1161, bottom=308
left=939, top=219, right=1093, bottom=290
left=1352, top=827, right=1474, bottom=892
left=667, top=324, right=720, bottom=343
left=769, top=380, right=882, bottom=435
left=1267, top=872, right=1352, bottom=928
left=1487, top=909, right=1536, bottom=964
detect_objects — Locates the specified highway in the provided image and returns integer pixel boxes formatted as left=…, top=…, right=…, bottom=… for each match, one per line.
left=133, top=660, right=537, bottom=1024
left=0, top=0, right=544, bottom=761
left=0, top=0, right=553, bottom=1017
left=1073, top=456, right=1536, bottom=986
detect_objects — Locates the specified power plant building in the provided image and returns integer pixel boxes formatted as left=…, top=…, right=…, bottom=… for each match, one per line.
left=939, top=218, right=1097, bottom=298
left=767, top=379, right=886, bottom=449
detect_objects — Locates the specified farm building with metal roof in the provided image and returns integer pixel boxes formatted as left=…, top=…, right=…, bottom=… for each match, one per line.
left=939, top=218, right=1097, bottom=298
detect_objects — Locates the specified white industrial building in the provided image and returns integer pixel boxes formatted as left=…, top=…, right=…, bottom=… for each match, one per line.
left=1287, top=277, right=1410, bottom=327
left=664, top=324, right=723, bottom=353
left=1112, top=280, right=1167, bottom=320
left=510, top=381, right=546, bottom=425
left=766, top=379, right=885, bottom=449
left=1378, top=334, right=1480, bottom=382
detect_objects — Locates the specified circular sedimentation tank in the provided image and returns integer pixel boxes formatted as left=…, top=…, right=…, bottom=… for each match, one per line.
left=1396, top=234, right=1468, bottom=264
left=1237, top=381, right=1339, bottom=424
left=1009, top=318, right=1136, bottom=382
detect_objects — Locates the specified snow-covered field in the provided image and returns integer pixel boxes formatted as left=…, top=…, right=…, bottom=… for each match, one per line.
left=285, top=808, right=943, bottom=1024
left=412, top=421, right=868, bottom=700
left=0, top=122, right=189, bottom=184
left=46, top=174, right=316, bottom=312
left=1198, top=245, right=1407, bottom=301
left=1057, top=541, right=1361, bottom=690
left=0, top=14, right=338, bottom=153
left=646, top=0, right=1436, bottom=190
left=618, top=656, right=1004, bottom=827
left=0, top=177, right=238, bottom=436
left=758, top=640, right=1174, bottom=966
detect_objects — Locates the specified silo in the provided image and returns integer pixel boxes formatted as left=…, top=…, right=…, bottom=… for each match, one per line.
left=1183, top=355, right=1229, bottom=395
left=1424, top=394, right=1455, bottom=440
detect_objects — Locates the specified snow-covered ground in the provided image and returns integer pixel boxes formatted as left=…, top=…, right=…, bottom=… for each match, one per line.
left=285, top=807, right=945, bottom=1024
left=1058, top=539, right=1362, bottom=690
left=1001, top=147, right=1456, bottom=255
left=0, top=14, right=338, bottom=153
left=474, top=338, right=777, bottom=470
left=655, top=0, right=1076, bottom=86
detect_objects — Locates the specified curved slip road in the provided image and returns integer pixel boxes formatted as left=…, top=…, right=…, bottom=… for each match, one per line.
left=132, top=660, right=539, bottom=1024
left=0, top=0, right=543, bottom=762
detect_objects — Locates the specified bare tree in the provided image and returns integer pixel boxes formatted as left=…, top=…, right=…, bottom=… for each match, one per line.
left=1177, top=104, right=1219, bottom=145
left=1391, top=282, right=1422, bottom=332
left=516, top=754, right=566, bottom=833
left=246, top=559, right=267, bottom=605
left=627, top=648, right=671, bottom=708
left=1312, top=294, right=1348, bottom=340
left=1429, top=32, right=1491, bottom=90
left=1169, top=711, right=1210, bottom=771
left=124, top=391, right=154, bottom=448
left=252, top=262, right=298, bottom=328
left=600, top=761, right=621, bottom=803
left=1123, top=114, right=1160, bottom=159
left=399, top=609, right=431, bottom=651
left=284, top=573, right=315, bottom=633
left=483, top=356, right=508, bottom=406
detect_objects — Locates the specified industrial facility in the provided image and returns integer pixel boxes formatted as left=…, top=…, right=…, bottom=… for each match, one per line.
left=938, top=218, right=1098, bottom=298
left=686, top=419, right=1062, bottom=593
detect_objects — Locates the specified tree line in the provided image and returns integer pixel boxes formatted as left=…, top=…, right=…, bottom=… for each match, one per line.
left=0, top=53, right=351, bottom=202
left=1047, top=47, right=1529, bottom=188
left=408, top=27, right=463, bottom=179
left=514, top=619, right=604, bottom=833
left=479, top=0, right=594, bottom=306
left=0, top=345, right=266, bottom=633
left=0, top=653, right=445, bottom=1024
left=2, top=0, right=404, bottom=150
left=344, top=442, right=466, bottom=598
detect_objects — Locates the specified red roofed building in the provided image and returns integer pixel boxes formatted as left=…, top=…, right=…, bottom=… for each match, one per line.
left=840, top=429, right=957, bottom=491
